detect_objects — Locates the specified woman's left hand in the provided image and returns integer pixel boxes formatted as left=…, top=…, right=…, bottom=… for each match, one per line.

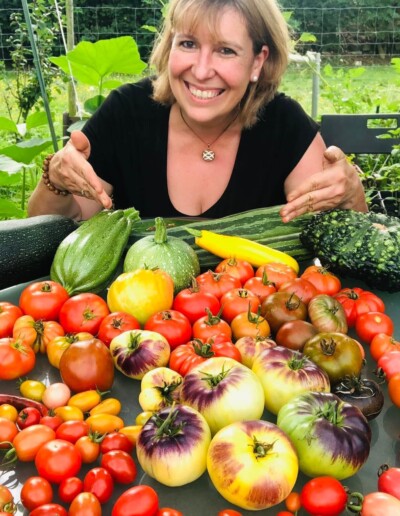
left=280, top=146, right=368, bottom=222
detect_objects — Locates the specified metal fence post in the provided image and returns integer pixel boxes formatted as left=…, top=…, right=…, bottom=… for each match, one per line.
left=311, top=52, right=321, bottom=120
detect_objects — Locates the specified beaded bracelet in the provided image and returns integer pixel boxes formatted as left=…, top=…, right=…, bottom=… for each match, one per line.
left=42, top=154, right=71, bottom=196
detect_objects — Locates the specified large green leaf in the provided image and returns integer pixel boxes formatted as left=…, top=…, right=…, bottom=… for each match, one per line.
left=0, top=198, right=25, bottom=218
left=50, top=36, right=147, bottom=87
left=0, top=156, right=25, bottom=174
left=26, top=111, right=50, bottom=130
left=0, top=117, right=18, bottom=134
left=0, top=138, right=54, bottom=165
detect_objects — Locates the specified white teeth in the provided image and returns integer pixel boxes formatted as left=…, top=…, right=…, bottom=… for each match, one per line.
left=189, top=87, right=220, bottom=99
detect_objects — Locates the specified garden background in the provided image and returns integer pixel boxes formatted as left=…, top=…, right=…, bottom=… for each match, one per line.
left=0, top=0, right=399, bottom=219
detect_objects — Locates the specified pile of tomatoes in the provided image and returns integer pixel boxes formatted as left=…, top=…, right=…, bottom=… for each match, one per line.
left=0, top=256, right=399, bottom=516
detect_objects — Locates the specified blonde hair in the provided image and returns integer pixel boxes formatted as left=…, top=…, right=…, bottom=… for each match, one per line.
left=150, top=0, right=290, bottom=128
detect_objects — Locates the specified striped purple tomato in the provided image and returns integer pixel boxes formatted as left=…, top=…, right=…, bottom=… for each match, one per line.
left=277, top=391, right=371, bottom=480
left=252, top=345, right=330, bottom=415
left=136, top=404, right=211, bottom=486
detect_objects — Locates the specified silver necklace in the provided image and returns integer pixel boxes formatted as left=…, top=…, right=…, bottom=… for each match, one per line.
left=179, top=107, right=239, bottom=162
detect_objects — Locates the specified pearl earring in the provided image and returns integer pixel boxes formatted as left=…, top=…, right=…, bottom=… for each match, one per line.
left=252, top=75, right=258, bottom=83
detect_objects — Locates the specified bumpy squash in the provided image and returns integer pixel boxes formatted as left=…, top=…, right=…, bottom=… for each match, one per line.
left=124, top=217, right=200, bottom=293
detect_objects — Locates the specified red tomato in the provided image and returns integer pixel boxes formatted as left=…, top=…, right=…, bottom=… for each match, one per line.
left=0, top=484, right=13, bottom=512
left=172, top=284, right=220, bottom=324
left=0, top=337, right=36, bottom=380
left=17, top=406, right=41, bottom=430
left=29, top=504, right=68, bottom=516
left=112, top=485, right=159, bottom=516
left=83, top=467, right=114, bottom=504
left=58, top=477, right=84, bottom=504
left=169, top=337, right=241, bottom=376
left=255, top=262, right=297, bottom=289
left=75, top=435, right=101, bottom=463
left=301, top=265, right=341, bottom=295
left=59, top=293, right=110, bottom=335
left=279, top=277, right=319, bottom=305
left=243, top=274, right=277, bottom=302
left=333, top=287, right=385, bottom=327
left=377, top=351, right=400, bottom=381
left=215, top=257, right=254, bottom=285
left=20, top=476, right=53, bottom=511
left=97, top=311, right=141, bottom=346
left=217, top=510, right=244, bottom=516
left=56, top=420, right=90, bottom=444
left=370, top=333, right=400, bottom=362
left=285, top=491, right=302, bottom=512
left=19, top=280, right=69, bottom=321
left=39, top=413, right=64, bottom=432
left=195, top=270, right=241, bottom=299
left=388, top=373, right=400, bottom=408
left=378, top=464, right=400, bottom=499
left=192, top=310, right=232, bottom=341
left=276, top=513, right=294, bottom=516
left=100, top=431, right=134, bottom=454
left=35, top=439, right=82, bottom=484
left=300, top=476, right=347, bottom=516
left=0, top=417, right=18, bottom=448
left=355, top=312, right=394, bottom=344
left=100, top=449, right=137, bottom=484
left=157, top=509, right=184, bottom=516
left=144, top=310, right=192, bottom=349
left=68, top=492, right=102, bottom=516
left=0, top=301, right=23, bottom=338
left=220, top=288, right=260, bottom=323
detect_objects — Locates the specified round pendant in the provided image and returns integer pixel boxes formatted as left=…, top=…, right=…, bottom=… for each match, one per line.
left=202, top=149, right=215, bottom=162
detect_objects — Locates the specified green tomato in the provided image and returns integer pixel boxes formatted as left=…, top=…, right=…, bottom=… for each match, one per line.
left=19, top=379, right=47, bottom=401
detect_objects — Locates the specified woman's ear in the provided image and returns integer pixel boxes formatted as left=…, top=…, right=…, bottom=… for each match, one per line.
left=253, top=45, right=269, bottom=78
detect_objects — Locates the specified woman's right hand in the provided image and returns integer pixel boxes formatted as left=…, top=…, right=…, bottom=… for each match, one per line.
left=51, top=130, right=113, bottom=209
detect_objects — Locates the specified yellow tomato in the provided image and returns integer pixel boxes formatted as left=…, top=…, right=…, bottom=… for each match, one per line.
left=68, top=390, right=102, bottom=412
left=89, top=397, right=121, bottom=416
left=107, top=269, right=174, bottom=326
left=19, top=379, right=46, bottom=401
left=54, top=405, right=84, bottom=421
left=0, top=404, right=18, bottom=422
left=85, top=414, right=124, bottom=434
left=135, top=411, right=153, bottom=426
left=119, top=425, right=143, bottom=446
left=47, top=332, right=93, bottom=368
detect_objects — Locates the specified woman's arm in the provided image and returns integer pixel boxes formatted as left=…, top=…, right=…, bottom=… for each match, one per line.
left=280, top=133, right=368, bottom=222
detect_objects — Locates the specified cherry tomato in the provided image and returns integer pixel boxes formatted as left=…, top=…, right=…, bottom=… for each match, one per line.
left=0, top=403, right=18, bottom=422
left=16, top=406, right=41, bottom=430
left=100, top=431, right=134, bottom=454
left=215, top=257, right=254, bottom=285
left=217, top=510, right=243, bottom=516
left=255, top=262, right=297, bottom=289
left=100, top=449, right=137, bottom=484
left=276, top=512, right=294, bottom=516
left=301, top=265, right=341, bottom=295
left=192, top=310, right=232, bottom=341
left=0, top=484, right=14, bottom=513
left=68, top=492, right=102, bottom=516
left=388, top=373, right=400, bottom=408
left=0, top=417, right=18, bottom=447
left=333, top=287, right=385, bottom=327
left=112, top=485, right=159, bottom=516
left=377, top=351, right=400, bottom=381
left=35, top=438, right=82, bottom=484
left=157, top=509, right=184, bottom=516
left=56, top=420, right=90, bottom=444
left=83, top=466, right=114, bottom=504
left=59, top=293, right=110, bottom=335
left=144, top=310, right=192, bottom=349
left=370, top=333, right=400, bottom=362
left=75, top=434, right=102, bottom=463
left=378, top=463, right=400, bottom=499
left=19, top=280, right=69, bottom=321
left=58, top=477, right=84, bottom=504
left=19, top=378, right=47, bottom=401
left=220, top=288, right=260, bottom=323
left=300, top=476, right=347, bottom=516
left=0, top=301, right=23, bottom=338
left=355, top=311, right=394, bottom=344
left=20, top=476, right=53, bottom=511
left=97, top=311, right=141, bottom=346
left=195, top=270, right=241, bottom=299
left=285, top=491, right=302, bottom=512
left=39, top=412, right=64, bottom=432
left=29, top=504, right=68, bottom=516
left=0, top=337, right=36, bottom=380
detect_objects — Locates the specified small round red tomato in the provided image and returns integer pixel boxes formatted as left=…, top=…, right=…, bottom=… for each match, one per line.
left=279, top=277, right=318, bottom=305
left=97, top=311, right=141, bottom=346
left=144, top=310, right=192, bottom=349
left=355, top=311, right=394, bottom=344
left=112, top=485, right=159, bottom=516
left=217, top=510, right=243, bottom=516
left=20, top=476, right=53, bottom=511
left=0, top=302, right=23, bottom=338
left=255, top=262, right=297, bottom=289
left=378, top=463, right=400, bottom=499
left=215, top=257, right=254, bottom=285
left=0, top=338, right=36, bottom=380
left=243, top=274, right=277, bottom=303
left=68, top=492, right=102, bottom=516
left=83, top=467, right=114, bottom=504
left=220, top=288, right=260, bottom=323
left=195, top=270, right=241, bottom=299
left=17, top=406, right=41, bottom=430
left=59, top=293, right=110, bottom=335
left=301, top=265, right=341, bottom=295
left=300, top=476, right=347, bottom=516
left=158, top=509, right=184, bottom=516
left=285, top=491, right=302, bottom=513
left=333, top=287, right=385, bottom=327
left=370, top=333, right=400, bottom=362
left=100, top=431, right=134, bottom=454
left=56, top=420, right=90, bottom=444
left=19, top=280, right=69, bottom=321
left=29, top=504, right=68, bottom=516
left=172, top=283, right=220, bottom=324
left=388, top=373, right=400, bottom=408
left=100, top=449, right=137, bottom=484
left=35, top=438, right=82, bottom=483
left=192, top=310, right=232, bottom=341
left=377, top=351, right=400, bottom=381
left=40, top=413, right=64, bottom=432
left=58, top=477, right=84, bottom=504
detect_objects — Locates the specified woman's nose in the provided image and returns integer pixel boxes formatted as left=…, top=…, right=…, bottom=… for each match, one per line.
left=191, top=48, right=215, bottom=80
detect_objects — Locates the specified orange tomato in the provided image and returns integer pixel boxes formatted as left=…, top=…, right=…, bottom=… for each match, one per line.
left=388, top=373, right=400, bottom=408
left=13, top=315, right=64, bottom=354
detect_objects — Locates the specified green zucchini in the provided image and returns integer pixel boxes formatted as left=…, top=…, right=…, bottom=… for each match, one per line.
left=0, top=215, right=79, bottom=290
left=130, top=206, right=312, bottom=270
left=51, top=207, right=140, bottom=295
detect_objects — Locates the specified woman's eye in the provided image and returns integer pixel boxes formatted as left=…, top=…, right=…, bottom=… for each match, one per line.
left=219, top=47, right=236, bottom=56
left=180, top=40, right=196, bottom=49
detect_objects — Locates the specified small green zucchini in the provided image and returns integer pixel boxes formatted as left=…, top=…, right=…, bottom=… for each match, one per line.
left=50, top=207, right=140, bottom=295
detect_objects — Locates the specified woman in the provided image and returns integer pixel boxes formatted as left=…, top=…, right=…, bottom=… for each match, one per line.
left=28, top=0, right=367, bottom=222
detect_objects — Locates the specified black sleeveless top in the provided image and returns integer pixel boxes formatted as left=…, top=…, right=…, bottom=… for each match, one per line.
left=83, top=78, right=319, bottom=218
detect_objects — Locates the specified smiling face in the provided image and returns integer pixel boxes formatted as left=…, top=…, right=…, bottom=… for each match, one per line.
left=168, top=7, right=268, bottom=130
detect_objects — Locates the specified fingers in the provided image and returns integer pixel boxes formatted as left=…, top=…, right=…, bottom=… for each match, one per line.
left=323, top=145, right=347, bottom=166
left=69, top=130, right=91, bottom=159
